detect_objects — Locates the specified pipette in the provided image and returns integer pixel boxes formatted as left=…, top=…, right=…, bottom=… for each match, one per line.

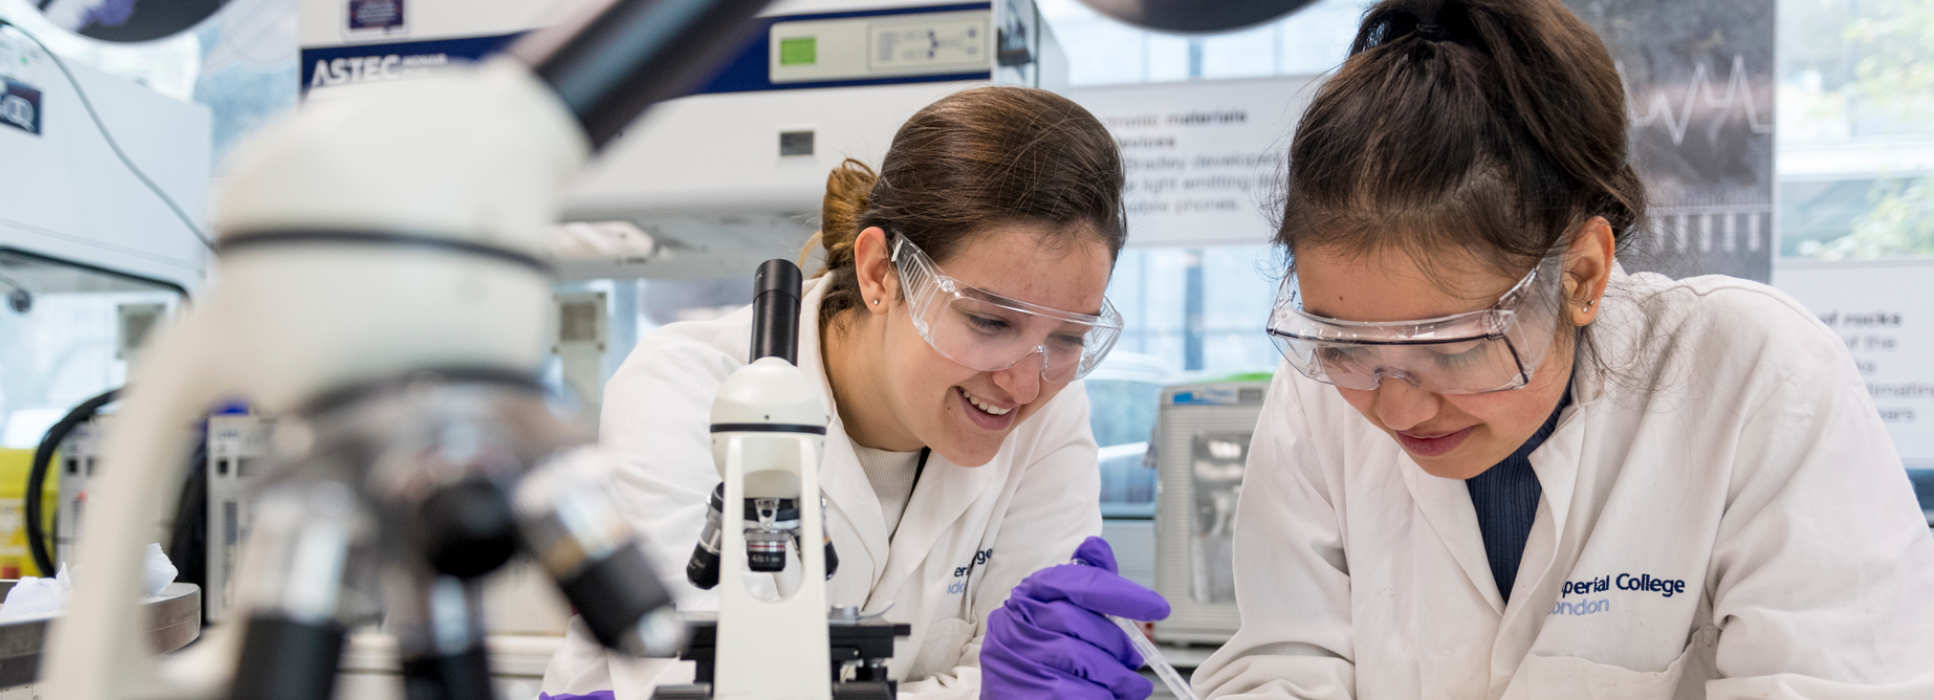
left=1071, top=556, right=1199, bottom=700
left=1108, top=613, right=1200, bottom=700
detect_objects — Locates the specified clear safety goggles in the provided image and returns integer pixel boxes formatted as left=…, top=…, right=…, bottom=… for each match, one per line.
left=890, top=234, right=1123, bottom=382
left=1266, top=256, right=1564, bottom=394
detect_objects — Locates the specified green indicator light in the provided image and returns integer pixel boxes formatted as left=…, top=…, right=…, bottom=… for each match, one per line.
left=780, top=37, right=816, bottom=66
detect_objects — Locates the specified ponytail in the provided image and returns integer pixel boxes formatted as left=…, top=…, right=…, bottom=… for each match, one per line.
left=803, top=159, right=878, bottom=278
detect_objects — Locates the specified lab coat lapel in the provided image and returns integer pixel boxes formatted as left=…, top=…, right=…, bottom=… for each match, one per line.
left=1524, top=418, right=1581, bottom=565
left=874, top=449, right=998, bottom=601
left=1489, top=411, right=1585, bottom=687
left=798, top=282, right=891, bottom=572
left=1398, top=456, right=1506, bottom=614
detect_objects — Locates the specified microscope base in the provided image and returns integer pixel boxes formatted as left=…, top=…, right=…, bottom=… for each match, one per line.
left=648, top=615, right=910, bottom=700
left=650, top=681, right=895, bottom=700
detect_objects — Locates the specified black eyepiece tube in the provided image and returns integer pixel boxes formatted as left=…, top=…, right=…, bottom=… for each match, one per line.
left=508, top=0, right=774, bottom=149
left=750, top=259, right=803, bottom=364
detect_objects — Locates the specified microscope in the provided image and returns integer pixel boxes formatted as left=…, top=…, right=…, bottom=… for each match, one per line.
left=40, top=1, right=775, bottom=698
left=652, top=260, right=907, bottom=700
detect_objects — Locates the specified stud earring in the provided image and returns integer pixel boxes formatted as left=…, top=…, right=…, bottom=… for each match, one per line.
left=870, top=298, right=880, bottom=306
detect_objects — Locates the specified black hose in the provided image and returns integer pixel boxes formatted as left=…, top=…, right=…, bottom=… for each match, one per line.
left=27, top=388, right=120, bottom=575
left=170, top=433, right=210, bottom=611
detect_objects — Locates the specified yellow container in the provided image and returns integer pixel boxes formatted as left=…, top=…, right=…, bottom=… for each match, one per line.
left=0, top=448, right=59, bottom=578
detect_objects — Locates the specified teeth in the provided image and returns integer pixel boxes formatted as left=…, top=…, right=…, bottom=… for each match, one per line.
left=962, top=390, right=1012, bottom=416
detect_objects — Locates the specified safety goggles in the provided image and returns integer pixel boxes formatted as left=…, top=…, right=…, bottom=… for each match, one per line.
left=1265, top=256, right=1563, bottom=394
left=890, top=234, right=1122, bottom=382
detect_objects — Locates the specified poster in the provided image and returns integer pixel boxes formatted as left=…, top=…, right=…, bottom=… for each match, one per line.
left=1067, top=76, right=1314, bottom=248
left=1569, top=0, right=1776, bottom=281
left=1775, top=258, right=1934, bottom=467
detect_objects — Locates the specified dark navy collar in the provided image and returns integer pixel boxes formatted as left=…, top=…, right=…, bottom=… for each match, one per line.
left=1504, top=378, right=1572, bottom=467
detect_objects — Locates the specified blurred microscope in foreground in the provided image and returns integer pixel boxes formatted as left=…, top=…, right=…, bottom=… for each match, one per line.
left=39, top=0, right=773, bottom=698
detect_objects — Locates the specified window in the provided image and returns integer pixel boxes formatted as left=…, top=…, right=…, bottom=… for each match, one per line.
left=1041, top=1, right=1364, bottom=517
left=1774, top=0, right=1934, bottom=505
left=1777, top=0, right=1934, bottom=261
left=0, top=249, right=184, bottom=447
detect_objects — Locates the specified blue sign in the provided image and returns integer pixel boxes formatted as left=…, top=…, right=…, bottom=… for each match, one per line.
left=301, top=33, right=520, bottom=92
left=0, top=79, right=42, bottom=136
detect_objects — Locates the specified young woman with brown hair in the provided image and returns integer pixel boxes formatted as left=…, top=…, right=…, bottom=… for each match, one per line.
left=540, top=85, right=1167, bottom=700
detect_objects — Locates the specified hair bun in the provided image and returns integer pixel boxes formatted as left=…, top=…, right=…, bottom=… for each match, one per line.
left=1354, top=0, right=1474, bottom=53
left=804, top=159, right=880, bottom=276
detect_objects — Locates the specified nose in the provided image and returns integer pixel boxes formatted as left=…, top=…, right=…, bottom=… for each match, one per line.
left=990, top=351, right=1044, bottom=405
left=1371, top=377, right=1439, bottom=433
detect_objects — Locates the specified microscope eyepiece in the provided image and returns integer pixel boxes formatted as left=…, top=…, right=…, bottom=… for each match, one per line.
left=749, top=259, right=803, bottom=364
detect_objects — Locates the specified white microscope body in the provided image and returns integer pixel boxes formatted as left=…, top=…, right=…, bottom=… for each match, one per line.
left=708, top=354, right=835, bottom=700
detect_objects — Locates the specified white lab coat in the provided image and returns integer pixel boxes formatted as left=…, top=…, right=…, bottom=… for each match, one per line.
left=541, top=279, right=1103, bottom=700
left=1194, top=267, right=1934, bottom=699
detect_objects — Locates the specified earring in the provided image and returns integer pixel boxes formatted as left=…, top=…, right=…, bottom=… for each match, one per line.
left=1580, top=299, right=1595, bottom=311
left=870, top=298, right=880, bottom=306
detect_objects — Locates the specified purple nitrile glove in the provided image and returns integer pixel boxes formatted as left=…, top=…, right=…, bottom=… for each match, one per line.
left=980, top=536, right=1171, bottom=700
left=539, top=692, right=615, bottom=700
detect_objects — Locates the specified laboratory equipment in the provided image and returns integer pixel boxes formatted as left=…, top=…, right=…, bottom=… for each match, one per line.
left=1152, top=379, right=1268, bottom=645
left=1107, top=612, right=1199, bottom=700
left=296, top=0, right=1063, bottom=281
left=657, top=259, right=906, bottom=700
left=0, top=23, right=211, bottom=291
left=40, top=0, right=777, bottom=697
left=33, top=402, right=258, bottom=628
left=2, top=17, right=207, bottom=585
left=40, top=413, right=193, bottom=579
left=50, top=418, right=101, bottom=571
left=560, top=0, right=1064, bottom=281
left=1065, top=549, right=1199, bottom=700
left=686, top=485, right=839, bottom=586
left=202, top=413, right=271, bottom=624
left=554, top=291, right=611, bottom=418
left=1267, top=256, right=1565, bottom=394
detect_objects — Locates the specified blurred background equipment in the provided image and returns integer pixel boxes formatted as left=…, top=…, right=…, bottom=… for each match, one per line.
left=1151, top=378, right=1266, bottom=645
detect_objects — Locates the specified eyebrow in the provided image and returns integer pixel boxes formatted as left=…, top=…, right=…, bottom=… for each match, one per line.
left=1300, top=296, right=1492, bottom=323
left=962, top=286, right=1104, bottom=318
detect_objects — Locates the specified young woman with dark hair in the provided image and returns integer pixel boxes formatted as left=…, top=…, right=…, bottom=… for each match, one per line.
left=1192, top=0, right=1934, bottom=697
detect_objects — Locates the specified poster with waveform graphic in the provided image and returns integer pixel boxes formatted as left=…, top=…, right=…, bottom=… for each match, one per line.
left=1569, top=0, right=1774, bottom=282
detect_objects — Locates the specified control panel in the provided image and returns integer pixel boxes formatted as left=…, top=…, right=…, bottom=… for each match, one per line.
left=769, top=9, right=991, bottom=84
